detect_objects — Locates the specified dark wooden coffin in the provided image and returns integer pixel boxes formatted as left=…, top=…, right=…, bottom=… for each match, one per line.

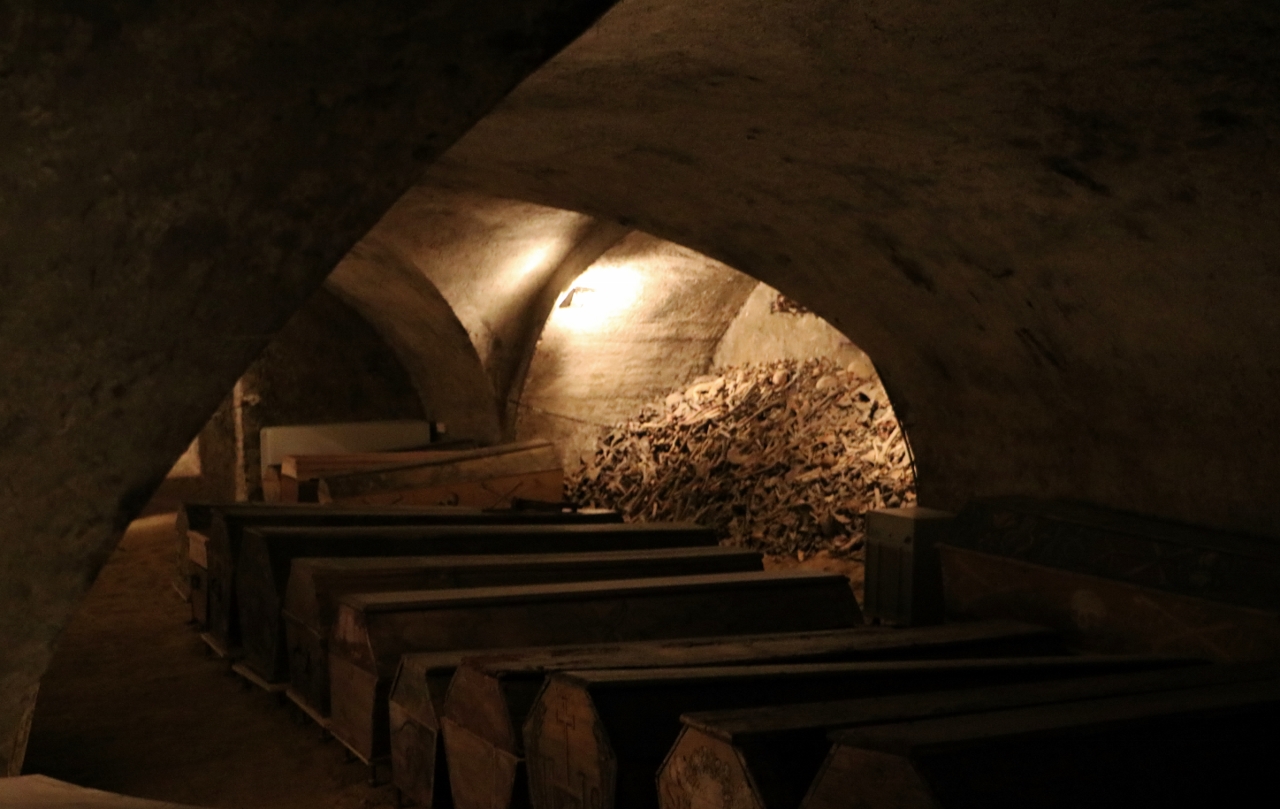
left=188, top=530, right=210, bottom=627
left=237, top=522, right=714, bottom=682
left=940, top=545, right=1280, bottom=661
left=389, top=651, right=478, bottom=809
left=662, top=660, right=1280, bottom=809
left=524, top=655, right=1189, bottom=809
left=329, top=571, right=862, bottom=764
left=199, top=503, right=621, bottom=650
left=949, top=497, right=1280, bottom=612
left=803, top=671, right=1280, bottom=808
left=440, top=621, right=1061, bottom=809
left=281, top=546, right=763, bottom=709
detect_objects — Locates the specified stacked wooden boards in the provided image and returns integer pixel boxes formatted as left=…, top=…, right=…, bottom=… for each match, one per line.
left=266, top=447, right=476, bottom=503
left=315, top=441, right=564, bottom=508
left=282, top=547, right=765, bottom=715
left=175, top=502, right=621, bottom=655
left=235, top=522, right=728, bottom=685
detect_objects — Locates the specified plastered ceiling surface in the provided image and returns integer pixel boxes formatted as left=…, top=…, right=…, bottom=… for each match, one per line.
left=427, top=0, right=1280, bottom=536
left=517, top=231, right=758, bottom=464
left=329, top=183, right=632, bottom=440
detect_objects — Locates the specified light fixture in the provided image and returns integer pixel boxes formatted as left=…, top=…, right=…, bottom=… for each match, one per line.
left=559, top=286, right=597, bottom=308
left=552, top=263, right=643, bottom=331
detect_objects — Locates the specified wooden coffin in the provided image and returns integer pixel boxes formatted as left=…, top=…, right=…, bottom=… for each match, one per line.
left=390, top=650, right=485, bottom=809
left=440, top=621, right=1061, bottom=809
left=318, top=441, right=563, bottom=508
left=329, top=571, right=862, bottom=764
left=802, top=673, right=1280, bottom=808
left=238, top=522, right=715, bottom=682
left=940, top=545, right=1280, bottom=661
left=524, top=655, right=1188, bottom=809
left=201, top=504, right=621, bottom=651
left=949, top=497, right=1280, bottom=612
left=281, top=546, right=763, bottom=710
left=662, top=660, right=1280, bottom=809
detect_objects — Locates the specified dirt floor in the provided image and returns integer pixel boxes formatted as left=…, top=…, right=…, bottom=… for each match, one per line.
left=23, top=514, right=397, bottom=809
left=22, top=513, right=865, bottom=808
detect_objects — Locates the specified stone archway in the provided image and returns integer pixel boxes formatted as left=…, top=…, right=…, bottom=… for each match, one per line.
left=0, top=0, right=619, bottom=774
left=425, top=0, right=1280, bottom=541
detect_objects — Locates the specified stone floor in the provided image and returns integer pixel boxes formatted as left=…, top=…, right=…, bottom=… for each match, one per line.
left=23, top=514, right=394, bottom=809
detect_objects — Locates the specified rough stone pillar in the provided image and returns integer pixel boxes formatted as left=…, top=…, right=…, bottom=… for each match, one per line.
left=0, top=0, right=615, bottom=775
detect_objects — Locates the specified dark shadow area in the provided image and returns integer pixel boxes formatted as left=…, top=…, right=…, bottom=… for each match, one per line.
left=24, top=515, right=394, bottom=809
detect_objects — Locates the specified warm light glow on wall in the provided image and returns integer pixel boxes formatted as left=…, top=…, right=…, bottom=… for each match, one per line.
left=517, top=243, right=554, bottom=278
left=553, top=263, right=645, bottom=331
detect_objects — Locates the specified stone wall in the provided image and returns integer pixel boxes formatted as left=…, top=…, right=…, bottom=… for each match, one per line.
left=0, top=0, right=618, bottom=774
left=515, top=233, right=757, bottom=468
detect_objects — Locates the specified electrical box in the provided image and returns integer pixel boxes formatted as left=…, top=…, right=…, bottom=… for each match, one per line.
left=864, top=506, right=954, bottom=626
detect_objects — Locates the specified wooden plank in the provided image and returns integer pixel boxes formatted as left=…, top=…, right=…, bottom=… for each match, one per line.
left=280, top=545, right=762, bottom=711
left=279, top=449, right=484, bottom=503
left=187, top=531, right=210, bottom=627
left=949, top=496, right=1280, bottom=611
left=190, top=564, right=209, bottom=628
left=285, top=686, right=331, bottom=731
left=259, top=420, right=435, bottom=469
left=174, top=504, right=215, bottom=601
left=939, top=544, right=1280, bottom=661
left=279, top=468, right=300, bottom=503
left=803, top=674, right=1280, bottom=808
left=262, top=465, right=283, bottom=503
left=0, top=774, right=209, bottom=808
left=198, top=632, right=238, bottom=662
left=441, top=621, right=1062, bottom=809
left=238, top=522, right=716, bottom=684
left=661, top=659, right=1280, bottom=809
left=524, top=655, right=1188, bottom=809
left=330, top=571, right=863, bottom=764
left=188, top=531, right=209, bottom=569
left=322, top=468, right=564, bottom=509
left=283, top=449, right=482, bottom=481
left=230, top=662, right=288, bottom=695
left=200, top=503, right=621, bottom=651
left=390, top=651, right=477, bottom=809
left=318, top=441, right=562, bottom=507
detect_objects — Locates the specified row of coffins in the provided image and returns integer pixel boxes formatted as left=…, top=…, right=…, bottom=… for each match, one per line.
left=173, top=498, right=1279, bottom=808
